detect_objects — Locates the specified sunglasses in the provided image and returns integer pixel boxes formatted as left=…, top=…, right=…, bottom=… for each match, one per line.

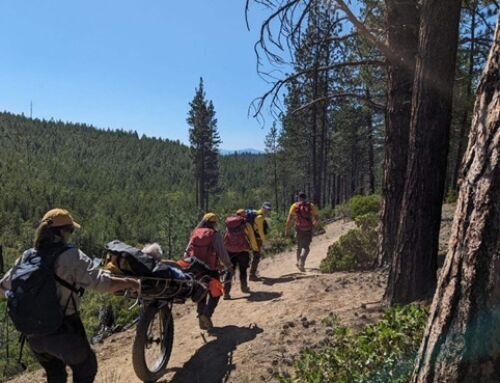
left=63, top=226, right=75, bottom=234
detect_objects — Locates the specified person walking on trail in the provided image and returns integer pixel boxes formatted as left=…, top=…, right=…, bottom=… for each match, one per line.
left=246, top=202, right=272, bottom=281
left=223, top=209, right=259, bottom=299
left=286, top=193, right=320, bottom=272
left=0, top=208, right=139, bottom=383
left=184, top=212, right=233, bottom=330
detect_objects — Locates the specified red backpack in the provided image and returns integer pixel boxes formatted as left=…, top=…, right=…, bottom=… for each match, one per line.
left=296, top=201, right=314, bottom=231
left=224, top=216, right=250, bottom=254
left=189, top=228, right=217, bottom=269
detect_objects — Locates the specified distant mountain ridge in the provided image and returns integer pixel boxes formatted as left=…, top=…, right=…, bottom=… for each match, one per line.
left=220, top=148, right=264, bottom=155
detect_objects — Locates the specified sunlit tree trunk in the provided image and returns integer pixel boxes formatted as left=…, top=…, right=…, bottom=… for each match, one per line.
left=378, top=0, right=419, bottom=266
left=385, top=0, right=462, bottom=304
left=412, top=17, right=500, bottom=381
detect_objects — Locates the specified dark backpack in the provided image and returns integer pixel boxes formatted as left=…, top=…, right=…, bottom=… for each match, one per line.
left=245, top=209, right=269, bottom=238
left=104, top=240, right=156, bottom=276
left=6, top=246, right=81, bottom=336
left=245, top=209, right=257, bottom=225
left=296, top=201, right=314, bottom=231
left=224, top=216, right=249, bottom=253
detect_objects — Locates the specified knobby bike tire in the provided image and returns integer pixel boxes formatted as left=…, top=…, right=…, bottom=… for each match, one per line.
left=132, top=304, right=174, bottom=382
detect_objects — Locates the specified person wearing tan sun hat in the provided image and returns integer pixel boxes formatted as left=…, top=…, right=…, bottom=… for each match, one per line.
left=0, top=208, right=139, bottom=383
left=41, top=208, right=81, bottom=229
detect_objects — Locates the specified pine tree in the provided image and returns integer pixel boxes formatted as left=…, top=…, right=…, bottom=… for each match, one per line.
left=265, top=122, right=280, bottom=212
left=187, top=78, right=221, bottom=212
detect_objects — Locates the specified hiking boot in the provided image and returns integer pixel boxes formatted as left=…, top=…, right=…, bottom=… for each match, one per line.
left=249, top=274, right=260, bottom=282
left=241, top=285, right=251, bottom=294
left=223, top=293, right=231, bottom=300
left=298, top=264, right=305, bottom=272
left=198, top=314, right=213, bottom=330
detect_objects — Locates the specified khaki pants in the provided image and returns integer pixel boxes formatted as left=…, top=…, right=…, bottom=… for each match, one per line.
left=296, top=230, right=313, bottom=268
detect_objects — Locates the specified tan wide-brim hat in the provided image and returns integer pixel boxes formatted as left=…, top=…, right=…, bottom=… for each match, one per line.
left=42, top=208, right=81, bottom=229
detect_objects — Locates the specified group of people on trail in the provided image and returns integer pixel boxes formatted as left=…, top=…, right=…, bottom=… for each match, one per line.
left=183, top=202, right=272, bottom=330
left=0, top=193, right=319, bottom=383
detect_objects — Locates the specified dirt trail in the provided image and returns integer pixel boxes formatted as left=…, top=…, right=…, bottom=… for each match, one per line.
left=10, top=220, right=387, bottom=383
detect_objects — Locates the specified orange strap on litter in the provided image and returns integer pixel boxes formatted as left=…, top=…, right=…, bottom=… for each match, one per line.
left=177, top=259, right=191, bottom=269
left=208, top=278, right=225, bottom=298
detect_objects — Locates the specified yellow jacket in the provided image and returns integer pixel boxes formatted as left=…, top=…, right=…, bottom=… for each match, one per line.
left=245, top=222, right=260, bottom=252
left=254, top=209, right=269, bottom=242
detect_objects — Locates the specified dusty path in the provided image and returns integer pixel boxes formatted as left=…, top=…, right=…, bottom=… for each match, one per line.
left=10, top=220, right=387, bottom=383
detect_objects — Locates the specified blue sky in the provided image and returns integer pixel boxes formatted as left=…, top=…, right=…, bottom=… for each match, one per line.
left=0, top=1, right=278, bottom=150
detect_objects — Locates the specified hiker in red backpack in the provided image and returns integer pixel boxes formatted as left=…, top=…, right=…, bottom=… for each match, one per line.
left=184, top=212, right=233, bottom=330
left=223, top=209, right=259, bottom=299
left=285, top=193, right=320, bottom=272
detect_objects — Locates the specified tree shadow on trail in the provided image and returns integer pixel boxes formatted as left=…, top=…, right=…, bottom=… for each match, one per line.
left=260, top=273, right=318, bottom=286
left=167, top=325, right=263, bottom=383
left=245, top=291, right=283, bottom=302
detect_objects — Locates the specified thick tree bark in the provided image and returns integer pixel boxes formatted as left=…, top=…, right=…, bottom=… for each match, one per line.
left=378, top=0, right=419, bottom=266
left=412, top=17, right=500, bottom=381
left=385, top=0, right=462, bottom=304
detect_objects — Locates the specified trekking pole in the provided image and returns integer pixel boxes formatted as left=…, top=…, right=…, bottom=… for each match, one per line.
left=0, top=245, right=4, bottom=276
left=16, top=335, right=27, bottom=371
left=2, top=308, right=10, bottom=377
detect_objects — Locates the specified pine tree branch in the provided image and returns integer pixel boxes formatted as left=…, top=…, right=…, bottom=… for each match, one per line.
left=250, top=59, right=385, bottom=117
left=326, top=0, right=396, bottom=61
left=293, top=92, right=386, bottom=113
left=475, top=9, right=496, bottom=34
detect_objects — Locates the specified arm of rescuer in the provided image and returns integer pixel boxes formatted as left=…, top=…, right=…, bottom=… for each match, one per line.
left=212, top=232, right=234, bottom=273
left=254, top=212, right=268, bottom=242
left=60, top=249, right=140, bottom=294
left=285, top=203, right=298, bottom=237
left=0, top=249, right=139, bottom=298
left=311, top=203, right=321, bottom=227
left=245, top=223, right=259, bottom=252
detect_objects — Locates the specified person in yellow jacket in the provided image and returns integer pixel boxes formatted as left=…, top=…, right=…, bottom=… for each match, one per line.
left=286, top=193, right=320, bottom=272
left=246, top=202, right=272, bottom=280
left=223, top=210, right=259, bottom=299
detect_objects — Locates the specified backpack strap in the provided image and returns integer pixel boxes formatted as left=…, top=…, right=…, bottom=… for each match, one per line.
left=297, top=202, right=313, bottom=222
left=53, top=274, right=85, bottom=297
left=43, top=246, right=85, bottom=297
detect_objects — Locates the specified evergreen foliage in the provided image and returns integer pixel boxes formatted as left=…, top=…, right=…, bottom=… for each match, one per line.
left=187, top=78, right=221, bottom=211
left=0, top=111, right=271, bottom=379
left=280, top=305, right=428, bottom=383
left=320, top=212, right=378, bottom=273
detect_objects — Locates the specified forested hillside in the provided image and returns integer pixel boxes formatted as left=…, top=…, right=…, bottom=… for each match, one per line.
left=0, top=112, right=267, bottom=263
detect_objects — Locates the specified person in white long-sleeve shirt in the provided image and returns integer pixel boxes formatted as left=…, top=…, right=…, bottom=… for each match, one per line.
left=0, top=208, right=139, bottom=383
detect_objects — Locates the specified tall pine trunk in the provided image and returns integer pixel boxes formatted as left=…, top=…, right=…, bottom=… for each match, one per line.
left=366, top=104, right=375, bottom=194
left=378, top=0, right=419, bottom=266
left=451, top=1, right=477, bottom=191
left=385, top=0, right=462, bottom=305
left=412, top=17, right=500, bottom=380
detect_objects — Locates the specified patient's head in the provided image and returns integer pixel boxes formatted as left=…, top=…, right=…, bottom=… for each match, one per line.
left=142, top=243, right=163, bottom=261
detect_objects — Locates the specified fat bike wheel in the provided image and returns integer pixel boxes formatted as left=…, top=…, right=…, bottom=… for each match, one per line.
left=132, top=304, right=174, bottom=382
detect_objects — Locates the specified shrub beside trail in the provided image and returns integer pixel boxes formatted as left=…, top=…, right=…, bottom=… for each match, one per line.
left=280, top=305, right=428, bottom=383
left=320, top=213, right=379, bottom=273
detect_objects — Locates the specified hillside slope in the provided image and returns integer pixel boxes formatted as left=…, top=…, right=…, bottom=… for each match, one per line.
left=0, top=112, right=267, bottom=259
left=9, top=219, right=388, bottom=383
